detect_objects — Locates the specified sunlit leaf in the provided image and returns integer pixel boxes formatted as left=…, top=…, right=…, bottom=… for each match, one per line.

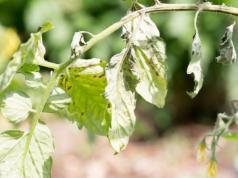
left=187, top=11, right=204, bottom=98
left=1, top=93, right=33, bottom=123
left=0, top=22, right=52, bottom=91
left=216, top=22, right=236, bottom=64
left=0, top=122, right=54, bottom=178
left=105, top=49, right=136, bottom=153
left=123, top=14, right=167, bottom=107
left=59, top=58, right=111, bottom=135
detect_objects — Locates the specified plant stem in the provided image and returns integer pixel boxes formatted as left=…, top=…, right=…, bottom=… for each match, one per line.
left=22, top=71, right=58, bottom=172
left=33, top=60, right=60, bottom=70
left=83, top=3, right=238, bottom=52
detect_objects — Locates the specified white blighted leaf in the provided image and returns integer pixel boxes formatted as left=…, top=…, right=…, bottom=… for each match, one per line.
left=0, top=22, right=52, bottom=91
left=106, top=49, right=137, bottom=153
left=216, top=22, right=237, bottom=64
left=123, top=13, right=167, bottom=107
left=1, top=93, right=33, bottom=123
left=71, top=32, right=86, bottom=57
left=122, top=14, right=160, bottom=46
left=187, top=11, right=204, bottom=98
left=131, top=39, right=167, bottom=108
left=0, top=53, right=21, bottom=91
left=25, top=72, right=45, bottom=88
left=45, top=87, right=71, bottom=112
left=0, top=122, right=54, bottom=178
left=187, top=32, right=204, bottom=98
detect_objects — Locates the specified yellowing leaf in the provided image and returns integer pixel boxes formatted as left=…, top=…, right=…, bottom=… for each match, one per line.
left=59, top=58, right=111, bottom=135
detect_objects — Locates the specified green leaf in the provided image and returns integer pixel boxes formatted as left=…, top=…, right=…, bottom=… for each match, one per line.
left=59, top=58, right=111, bottom=135
left=0, top=122, right=54, bottom=178
left=0, top=22, right=52, bottom=91
left=105, top=49, right=136, bottom=153
left=38, top=21, right=54, bottom=33
left=216, top=22, right=236, bottom=64
left=222, top=132, right=238, bottom=141
left=186, top=11, right=204, bottom=98
left=123, top=14, right=167, bottom=107
left=45, top=87, right=71, bottom=112
left=1, top=93, right=33, bottom=123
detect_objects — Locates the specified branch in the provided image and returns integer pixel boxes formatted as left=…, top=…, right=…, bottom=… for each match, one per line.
left=83, top=3, right=238, bottom=53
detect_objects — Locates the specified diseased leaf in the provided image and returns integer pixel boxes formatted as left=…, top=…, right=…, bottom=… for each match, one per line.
left=122, top=13, right=160, bottom=45
left=105, top=49, right=136, bottom=153
left=0, top=122, right=54, bottom=178
left=123, top=14, right=167, bottom=107
left=45, top=87, right=71, bottom=112
left=59, top=58, right=111, bottom=135
left=216, top=22, right=237, bottom=64
left=1, top=93, right=33, bottom=123
left=0, top=22, right=52, bottom=91
left=187, top=11, right=204, bottom=98
left=71, top=32, right=86, bottom=57
left=0, top=53, right=21, bottom=91
left=24, top=72, right=46, bottom=88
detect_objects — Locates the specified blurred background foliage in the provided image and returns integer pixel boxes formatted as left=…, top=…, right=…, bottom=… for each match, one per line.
left=1, top=0, right=238, bottom=140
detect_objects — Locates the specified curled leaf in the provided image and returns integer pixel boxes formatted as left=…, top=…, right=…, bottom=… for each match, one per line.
left=71, top=32, right=86, bottom=57
left=105, top=48, right=136, bottom=153
left=187, top=11, right=204, bottom=98
left=1, top=93, right=33, bottom=123
left=216, top=22, right=236, bottom=64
